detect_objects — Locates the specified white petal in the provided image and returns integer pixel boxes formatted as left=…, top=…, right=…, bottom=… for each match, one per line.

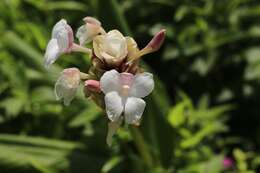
left=106, top=117, right=122, bottom=146
left=124, top=97, right=146, bottom=125
left=56, top=30, right=69, bottom=52
left=129, top=72, right=154, bottom=98
left=105, top=91, right=124, bottom=122
left=54, top=68, right=80, bottom=106
left=100, top=70, right=121, bottom=93
left=76, top=25, right=88, bottom=45
left=52, top=19, right=67, bottom=38
left=52, top=19, right=70, bottom=52
left=44, top=39, right=60, bottom=68
left=54, top=78, right=77, bottom=106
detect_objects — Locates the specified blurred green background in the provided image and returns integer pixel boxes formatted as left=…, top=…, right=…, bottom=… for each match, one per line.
left=1, top=0, right=260, bottom=172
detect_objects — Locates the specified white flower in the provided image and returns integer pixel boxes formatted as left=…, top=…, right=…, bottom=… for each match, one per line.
left=93, top=30, right=128, bottom=66
left=100, top=70, right=154, bottom=145
left=44, top=19, right=74, bottom=68
left=55, top=68, right=80, bottom=106
left=76, top=17, right=104, bottom=45
left=100, top=70, right=154, bottom=125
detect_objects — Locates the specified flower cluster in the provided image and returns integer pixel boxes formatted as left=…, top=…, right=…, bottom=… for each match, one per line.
left=44, top=17, right=165, bottom=146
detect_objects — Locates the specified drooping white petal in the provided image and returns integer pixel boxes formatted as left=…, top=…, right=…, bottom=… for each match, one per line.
left=54, top=68, right=80, bottom=106
left=129, top=72, right=154, bottom=98
left=55, top=82, right=77, bottom=106
left=124, top=97, right=146, bottom=125
left=106, top=117, right=122, bottom=146
left=100, top=70, right=121, bottom=93
left=44, top=39, right=60, bottom=68
left=104, top=91, right=124, bottom=122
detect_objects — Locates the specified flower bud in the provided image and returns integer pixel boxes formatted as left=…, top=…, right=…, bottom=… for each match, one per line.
left=145, top=29, right=166, bottom=52
left=84, top=80, right=101, bottom=93
left=126, top=29, right=166, bottom=63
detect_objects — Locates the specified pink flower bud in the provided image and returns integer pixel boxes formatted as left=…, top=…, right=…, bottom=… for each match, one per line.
left=127, top=29, right=166, bottom=62
left=146, top=29, right=166, bottom=52
left=84, top=80, right=101, bottom=93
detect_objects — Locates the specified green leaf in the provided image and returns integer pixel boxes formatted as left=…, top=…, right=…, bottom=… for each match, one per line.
left=167, top=98, right=192, bottom=127
left=0, top=97, right=25, bottom=117
left=0, top=134, right=104, bottom=173
left=101, top=156, right=122, bottom=173
left=180, top=122, right=227, bottom=149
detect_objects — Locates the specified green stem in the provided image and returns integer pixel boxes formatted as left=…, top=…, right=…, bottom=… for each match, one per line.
left=130, top=127, right=153, bottom=168
left=80, top=72, right=90, bottom=80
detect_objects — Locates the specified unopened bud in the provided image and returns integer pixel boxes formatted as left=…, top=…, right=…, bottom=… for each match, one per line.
left=84, top=80, right=101, bottom=93
left=145, top=29, right=166, bottom=52
left=127, top=29, right=166, bottom=63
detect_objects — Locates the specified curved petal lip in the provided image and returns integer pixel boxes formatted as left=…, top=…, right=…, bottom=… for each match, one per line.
left=129, top=72, right=154, bottom=98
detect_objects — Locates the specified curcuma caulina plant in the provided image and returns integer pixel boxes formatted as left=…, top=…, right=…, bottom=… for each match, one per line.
left=44, top=16, right=165, bottom=146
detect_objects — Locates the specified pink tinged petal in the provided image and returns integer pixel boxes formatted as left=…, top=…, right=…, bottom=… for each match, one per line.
left=65, top=24, right=74, bottom=52
left=54, top=68, right=80, bottom=106
left=105, top=91, right=124, bottom=122
left=106, top=117, right=123, bottom=146
left=83, top=16, right=101, bottom=26
left=124, top=97, right=146, bottom=125
left=100, top=70, right=121, bottom=94
left=129, top=72, right=154, bottom=98
left=44, top=39, right=60, bottom=68
left=119, top=72, right=134, bottom=96
left=84, top=80, right=101, bottom=93
left=120, top=73, right=134, bottom=86
left=76, top=23, right=103, bottom=45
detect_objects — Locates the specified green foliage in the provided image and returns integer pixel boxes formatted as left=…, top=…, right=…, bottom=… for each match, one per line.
left=0, top=0, right=260, bottom=172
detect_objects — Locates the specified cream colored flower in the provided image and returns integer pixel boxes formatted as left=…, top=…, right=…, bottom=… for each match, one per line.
left=93, top=30, right=128, bottom=66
